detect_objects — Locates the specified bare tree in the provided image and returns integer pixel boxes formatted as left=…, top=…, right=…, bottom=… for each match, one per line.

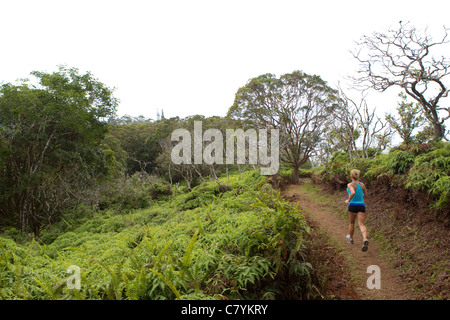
left=325, top=91, right=360, bottom=161
left=359, top=101, right=391, bottom=158
left=352, top=22, right=450, bottom=140
left=322, top=87, right=392, bottom=160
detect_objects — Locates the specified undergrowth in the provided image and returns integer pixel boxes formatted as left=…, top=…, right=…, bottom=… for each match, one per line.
left=0, top=171, right=321, bottom=300
left=323, top=141, right=450, bottom=212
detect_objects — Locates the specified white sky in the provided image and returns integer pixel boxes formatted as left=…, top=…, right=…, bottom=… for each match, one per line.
left=1, top=0, right=449, bottom=121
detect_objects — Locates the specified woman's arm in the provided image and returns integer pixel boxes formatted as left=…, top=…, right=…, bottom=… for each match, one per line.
left=361, top=183, right=367, bottom=197
left=345, top=183, right=355, bottom=204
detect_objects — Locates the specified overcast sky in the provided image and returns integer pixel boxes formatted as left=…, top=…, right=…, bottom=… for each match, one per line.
left=1, top=0, right=449, bottom=121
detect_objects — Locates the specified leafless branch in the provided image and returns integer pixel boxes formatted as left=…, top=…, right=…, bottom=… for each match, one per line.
left=351, top=22, right=450, bottom=139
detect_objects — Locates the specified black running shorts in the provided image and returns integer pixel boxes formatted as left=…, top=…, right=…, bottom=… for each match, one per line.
left=348, top=205, right=366, bottom=213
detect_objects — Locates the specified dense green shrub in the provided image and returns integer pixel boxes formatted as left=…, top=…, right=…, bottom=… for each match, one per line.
left=0, top=170, right=317, bottom=300
left=405, top=142, right=450, bottom=209
left=98, top=173, right=172, bottom=212
left=323, top=142, right=450, bottom=210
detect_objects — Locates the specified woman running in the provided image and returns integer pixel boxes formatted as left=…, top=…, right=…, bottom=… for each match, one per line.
left=345, top=169, right=369, bottom=252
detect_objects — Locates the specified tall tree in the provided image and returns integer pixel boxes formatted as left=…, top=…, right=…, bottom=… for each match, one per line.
left=228, top=71, right=339, bottom=182
left=385, top=93, right=426, bottom=146
left=352, top=22, right=450, bottom=140
left=0, top=66, right=117, bottom=237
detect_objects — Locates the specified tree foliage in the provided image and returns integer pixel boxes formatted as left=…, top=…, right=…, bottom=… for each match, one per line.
left=228, top=71, right=339, bottom=182
left=385, top=92, right=427, bottom=146
left=0, top=66, right=117, bottom=237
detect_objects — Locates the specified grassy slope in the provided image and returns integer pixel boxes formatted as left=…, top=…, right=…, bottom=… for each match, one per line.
left=0, top=171, right=325, bottom=300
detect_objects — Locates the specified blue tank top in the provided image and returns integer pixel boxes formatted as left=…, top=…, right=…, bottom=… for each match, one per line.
left=347, top=183, right=365, bottom=206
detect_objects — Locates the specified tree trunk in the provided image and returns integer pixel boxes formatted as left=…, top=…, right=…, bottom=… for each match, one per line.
left=33, top=223, right=40, bottom=242
left=433, top=121, right=445, bottom=140
left=292, top=165, right=300, bottom=184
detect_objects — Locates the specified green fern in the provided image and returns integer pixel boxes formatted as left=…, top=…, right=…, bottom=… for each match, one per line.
left=144, top=266, right=182, bottom=300
left=33, top=277, right=56, bottom=300
left=91, top=258, right=127, bottom=300
left=181, top=230, right=199, bottom=268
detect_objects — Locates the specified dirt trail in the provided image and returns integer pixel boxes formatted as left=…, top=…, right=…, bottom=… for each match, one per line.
left=284, top=181, right=414, bottom=300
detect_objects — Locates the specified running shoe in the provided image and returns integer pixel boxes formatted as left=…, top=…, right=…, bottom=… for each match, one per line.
left=362, top=239, right=369, bottom=252
left=346, top=234, right=354, bottom=244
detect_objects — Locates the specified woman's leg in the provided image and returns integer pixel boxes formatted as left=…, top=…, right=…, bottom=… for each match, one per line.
left=348, top=212, right=357, bottom=239
left=357, top=212, right=367, bottom=240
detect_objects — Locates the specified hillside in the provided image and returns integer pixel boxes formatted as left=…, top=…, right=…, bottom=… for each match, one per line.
left=0, top=171, right=338, bottom=300
left=307, top=141, right=450, bottom=299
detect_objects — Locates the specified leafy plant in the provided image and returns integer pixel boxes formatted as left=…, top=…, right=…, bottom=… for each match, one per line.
left=0, top=170, right=322, bottom=300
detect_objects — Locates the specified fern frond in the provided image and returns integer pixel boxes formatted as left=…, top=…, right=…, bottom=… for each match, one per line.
left=145, top=267, right=182, bottom=300
left=181, top=230, right=199, bottom=268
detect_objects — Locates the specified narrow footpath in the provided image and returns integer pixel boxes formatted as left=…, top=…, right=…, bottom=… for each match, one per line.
left=284, top=179, right=414, bottom=300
